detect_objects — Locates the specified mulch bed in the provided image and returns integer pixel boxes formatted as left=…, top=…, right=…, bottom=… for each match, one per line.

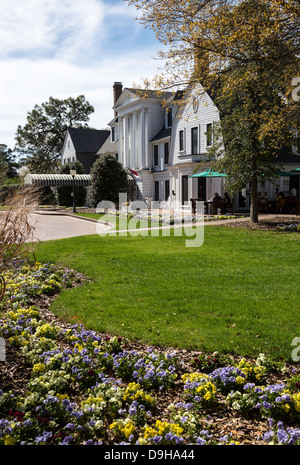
left=1, top=282, right=298, bottom=445
left=223, top=215, right=300, bottom=231
left=1, top=217, right=299, bottom=444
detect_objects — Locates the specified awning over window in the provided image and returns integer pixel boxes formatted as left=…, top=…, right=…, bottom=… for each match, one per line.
left=24, top=174, right=91, bottom=187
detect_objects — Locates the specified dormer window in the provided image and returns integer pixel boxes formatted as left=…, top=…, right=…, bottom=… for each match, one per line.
left=111, top=126, right=116, bottom=142
left=166, top=107, right=172, bottom=128
left=164, top=142, right=169, bottom=165
left=191, top=127, right=199, bottom=154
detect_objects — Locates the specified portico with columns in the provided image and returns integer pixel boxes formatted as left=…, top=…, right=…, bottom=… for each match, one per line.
left=108, top=83, right=172, bottom=202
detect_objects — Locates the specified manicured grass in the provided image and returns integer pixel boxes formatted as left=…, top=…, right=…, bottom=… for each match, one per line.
left=74, top=212, right=154, bottom=229
left=31, top=225, right=300, bottom=359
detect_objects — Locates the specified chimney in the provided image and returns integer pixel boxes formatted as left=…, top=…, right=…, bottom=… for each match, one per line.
left=113, top=82, right=123, bottom=117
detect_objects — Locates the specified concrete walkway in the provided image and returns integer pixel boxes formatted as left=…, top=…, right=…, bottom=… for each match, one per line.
left=27, top=212, right=110, bottom=242
left=26, top=210, right=288, bottom=242
left=22, top=210, right=298, bottom=242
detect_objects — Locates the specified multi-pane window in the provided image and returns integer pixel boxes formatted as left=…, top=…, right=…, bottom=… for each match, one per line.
left=179, top=130, right=184, bottom=151
left=111, top=126, right=116, bottom=142
left=154, top=181, right=159, bottom=201
left=166, top=108, right=172, bottom=127
left=165, top=180, right=170, bottom=200
left=191, top=127, right=199, bottom=154
left=164, top=142, right=169, bottom=165
left=154, top=145, right=159, bottom=166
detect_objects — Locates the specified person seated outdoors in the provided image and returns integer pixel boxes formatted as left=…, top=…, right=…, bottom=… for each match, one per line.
left=222, top=192, right=232, bottom=214
left=276, top=192, right=286, bottom=213
left=212, top=193, right=223, bottom=214
left=269, top=189, right=279, bottom=213
left=259, top=192, right=269, bottom=213
left=285, top=191, right=296, bottom=214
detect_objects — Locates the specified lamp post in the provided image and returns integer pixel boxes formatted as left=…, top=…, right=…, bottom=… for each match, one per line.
left=70, top=166, right=77, bottom=213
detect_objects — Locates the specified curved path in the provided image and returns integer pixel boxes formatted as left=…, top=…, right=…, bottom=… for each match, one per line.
left=27, top=212, right=109, bottom=242
left=25, top=211, right=289, bottom=242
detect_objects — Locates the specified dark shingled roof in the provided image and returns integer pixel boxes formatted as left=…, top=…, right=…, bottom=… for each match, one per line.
left=151, top=127, right=172, bottom=142
left=276, top=146, right=300, bottom=164
left=67, top=127, right=110, bottom=174
left=68, top=127, right=110, bottom=153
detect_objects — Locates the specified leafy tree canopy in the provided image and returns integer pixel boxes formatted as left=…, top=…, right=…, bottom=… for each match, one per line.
left=15, top=95, right=94, bottom=174
left=127, top=0, right=300, bottom=222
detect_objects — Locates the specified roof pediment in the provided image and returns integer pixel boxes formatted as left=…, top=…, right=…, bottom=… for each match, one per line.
left=114, top=87, right=174, bottom=113
left=114, top=89, right=140, bottom=110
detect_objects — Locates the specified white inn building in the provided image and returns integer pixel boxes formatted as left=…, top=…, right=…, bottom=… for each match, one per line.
left=98, top=82, right=226, bottom=211
left=62, top=81, right=300, bottom=213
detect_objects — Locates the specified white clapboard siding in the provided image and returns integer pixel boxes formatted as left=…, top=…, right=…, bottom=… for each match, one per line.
left=171, top=86, right=220, bottom=166
left=61, top=132, right=76, bottom=165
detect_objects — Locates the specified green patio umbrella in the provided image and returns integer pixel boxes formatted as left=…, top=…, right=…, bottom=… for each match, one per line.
left=276, top=171, right=298, bottom=176
left=189, top=169, right=228, bottom=178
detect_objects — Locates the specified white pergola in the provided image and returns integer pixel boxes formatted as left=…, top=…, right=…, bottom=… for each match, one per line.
left=24, top=173, right=91, bottom=187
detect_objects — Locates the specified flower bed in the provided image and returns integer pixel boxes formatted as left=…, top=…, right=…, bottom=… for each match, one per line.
left=0, top=261, right=300, bottom=445
left=106, top=209, right=243, bottom=225
left=276, top=223, right=300, bottom=233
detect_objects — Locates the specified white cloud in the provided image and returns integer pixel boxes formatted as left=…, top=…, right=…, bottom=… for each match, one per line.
left=0, top=0, right=164, bottom=149
left=0, top=0, right=105, bottom=59
left=0, top=50, right=162, bottom=147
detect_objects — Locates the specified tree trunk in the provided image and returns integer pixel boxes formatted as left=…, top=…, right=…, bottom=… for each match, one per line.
left=250, top=176, right=259, bottom=223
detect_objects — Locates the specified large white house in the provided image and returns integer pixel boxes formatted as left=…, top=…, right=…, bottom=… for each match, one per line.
left=62, top=81, right=300, bottom=213
left=97, top=82, right=227, bottom=211
left=103, top=82, right=300, bottom=212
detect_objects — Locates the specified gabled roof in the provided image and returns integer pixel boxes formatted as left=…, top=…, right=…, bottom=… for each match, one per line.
left=151, top=127, right=172, bottom=142
left=125, top=88, right=173, bottom=101
left=114, top=87, right=174, bottom=110
left=68, top=127, right=110, bottom=153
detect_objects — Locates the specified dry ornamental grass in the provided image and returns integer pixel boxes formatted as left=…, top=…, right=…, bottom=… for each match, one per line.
left=0, top=186, right=40, bottom=302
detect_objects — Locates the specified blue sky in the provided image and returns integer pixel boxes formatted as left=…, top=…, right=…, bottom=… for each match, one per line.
left=0, top=0, right=163, bottom=149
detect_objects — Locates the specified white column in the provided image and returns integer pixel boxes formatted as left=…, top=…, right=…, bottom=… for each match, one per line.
left=140, top=108, right=145, bottom=169
left=124, top=115, right=128, bottom=168
left=132, top=112, right=136, bottom=169
left=118, top=117, right=123, bottom=166
left=145, top=109, right=149, bottom=168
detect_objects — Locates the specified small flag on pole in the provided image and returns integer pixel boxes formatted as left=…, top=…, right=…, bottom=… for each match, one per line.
left=129, top=169, right=140, bottom=179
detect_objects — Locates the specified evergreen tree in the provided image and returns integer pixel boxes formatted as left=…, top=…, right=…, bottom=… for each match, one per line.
left=15, top=95, right=94, bottom=173
left=90, top=153, right=129, bottom=207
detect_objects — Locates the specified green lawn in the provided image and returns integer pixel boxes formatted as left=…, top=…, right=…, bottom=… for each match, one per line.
left=31, top=225, right=300, bottom=359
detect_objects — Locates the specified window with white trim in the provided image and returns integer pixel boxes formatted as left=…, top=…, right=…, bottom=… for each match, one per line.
left=179, top=130, right=185, bottom=151
left=206, top=123, right=213, bottom=147
left=191, top=127, right=199, bottom=154
left=111, top=126, right=116, bottom=142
